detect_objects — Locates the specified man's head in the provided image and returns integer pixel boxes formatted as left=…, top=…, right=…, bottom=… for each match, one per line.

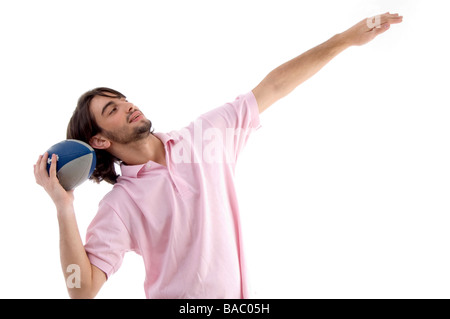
left=67, top=87, right=153, bottom=184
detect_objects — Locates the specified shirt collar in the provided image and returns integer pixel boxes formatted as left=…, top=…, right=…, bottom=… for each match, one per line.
left=120, top=132, right=174, bottom=178
left=154, top=131, right=174, bottom=146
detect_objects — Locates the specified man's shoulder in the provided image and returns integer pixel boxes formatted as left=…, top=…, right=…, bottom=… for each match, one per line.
left=99, top=181, right=132, bottom=206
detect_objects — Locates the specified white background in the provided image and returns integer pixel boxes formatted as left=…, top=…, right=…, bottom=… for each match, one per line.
left=0, top=0, right=449, bottom=298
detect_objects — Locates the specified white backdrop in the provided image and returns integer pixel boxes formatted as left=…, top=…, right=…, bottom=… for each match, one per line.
left=1, top=0, right=449, bottom=298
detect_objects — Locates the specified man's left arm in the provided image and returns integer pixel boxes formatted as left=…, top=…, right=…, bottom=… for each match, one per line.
left=252, top=12, right=403, bottom=113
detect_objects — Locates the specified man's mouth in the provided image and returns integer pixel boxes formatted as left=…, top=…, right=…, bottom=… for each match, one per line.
left=129, top=111, right=143, bottom=123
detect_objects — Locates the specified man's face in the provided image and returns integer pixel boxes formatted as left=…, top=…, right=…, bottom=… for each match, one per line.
left=90, top=93, right=152, bottom=145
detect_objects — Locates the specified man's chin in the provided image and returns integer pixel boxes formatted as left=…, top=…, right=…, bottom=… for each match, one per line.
left=102, top=119, right=153, bottom=144
left=136, top=119, right=152, bottom=136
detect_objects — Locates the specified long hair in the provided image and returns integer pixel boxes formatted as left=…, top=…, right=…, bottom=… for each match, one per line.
left=66, top=87, right=125, bottom=185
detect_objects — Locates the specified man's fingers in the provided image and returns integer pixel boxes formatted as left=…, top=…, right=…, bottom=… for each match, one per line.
left=35, top=152, right=58, bottom=182
left=381, top=13, right=403, bottom=25
left=34, top=154, right=42, bottom=172
left=36, top=152, right=49, bottom=181
left=40, top=152, right=49, bottom=173
left=388, top=16, right=403, bottom=24
left=373, top=23, right=391, bottom=36
left=355, top=12, right=402, bottom=46
left=49, top=154, right=58, bottom=179
left=367, top=13, right=402, bottom=32
left=34, top=154, right=43, bottom=183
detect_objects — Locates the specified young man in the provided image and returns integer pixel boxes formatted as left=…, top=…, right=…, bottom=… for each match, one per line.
left=34, top=13, right=402, bottom=298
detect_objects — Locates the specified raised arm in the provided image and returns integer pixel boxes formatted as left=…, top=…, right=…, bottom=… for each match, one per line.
left=252, top=12, right=403, bottom=113
left=34, top=152, right=106, bottom=298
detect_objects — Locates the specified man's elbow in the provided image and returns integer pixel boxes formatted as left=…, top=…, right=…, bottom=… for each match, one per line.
left=68, top=287, right=99, bottom=299
left=252, top=82, right=281, bottom=113
left=66, top=264, right=106, bottom=299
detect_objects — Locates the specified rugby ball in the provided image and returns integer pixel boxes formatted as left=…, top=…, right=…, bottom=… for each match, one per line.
left=46, top=139, right=96, bottom=190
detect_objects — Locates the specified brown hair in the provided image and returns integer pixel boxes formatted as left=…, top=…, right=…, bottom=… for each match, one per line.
left=66, top=87, right=126, bottom=185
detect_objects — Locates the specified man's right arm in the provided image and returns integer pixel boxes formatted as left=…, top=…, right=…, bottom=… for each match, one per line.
left=34, top=153, right=106, bottom=299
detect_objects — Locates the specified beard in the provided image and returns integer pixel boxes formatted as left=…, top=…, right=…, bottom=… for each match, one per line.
left=102, top=119, right=153, bottom=144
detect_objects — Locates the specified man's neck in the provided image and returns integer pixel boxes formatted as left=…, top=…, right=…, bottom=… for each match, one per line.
left=110, top=133, right=166, bottom=167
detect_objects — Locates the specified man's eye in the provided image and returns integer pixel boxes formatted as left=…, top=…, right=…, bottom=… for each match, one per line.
left=109, top=107, right=117, bottom=115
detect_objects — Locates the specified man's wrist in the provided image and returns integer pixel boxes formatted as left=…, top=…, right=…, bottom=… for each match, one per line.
left=56, top=201, right=75, bottom=218
left=333, top=32, right=354, bottom=50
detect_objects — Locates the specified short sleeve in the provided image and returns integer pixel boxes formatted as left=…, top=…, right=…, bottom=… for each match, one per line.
left=197, top=91, right=261, bottom=163
left=84, top=200, right=134, bottom=278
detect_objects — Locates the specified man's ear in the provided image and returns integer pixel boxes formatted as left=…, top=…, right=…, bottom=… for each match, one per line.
left=89, top=134, right=111, bottom=150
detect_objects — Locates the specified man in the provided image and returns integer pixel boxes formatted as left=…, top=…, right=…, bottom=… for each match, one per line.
left=34, top=13, right=403, bottom=298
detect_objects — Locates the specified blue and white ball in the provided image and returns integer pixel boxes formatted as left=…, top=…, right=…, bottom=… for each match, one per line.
left=46, top=139, right=96, bottom=190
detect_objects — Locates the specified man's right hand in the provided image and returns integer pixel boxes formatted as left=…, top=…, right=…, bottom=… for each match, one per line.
left=34, top=151, right=106, bottom=298
left=34, top=152, right=74, bottom=210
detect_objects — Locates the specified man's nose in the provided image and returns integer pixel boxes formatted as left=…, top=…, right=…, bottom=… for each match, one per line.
left=125, top=102, right=135, bottom=113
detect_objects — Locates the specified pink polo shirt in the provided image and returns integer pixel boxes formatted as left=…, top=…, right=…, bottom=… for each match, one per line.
left=84, top=91, right=261, bottom=299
